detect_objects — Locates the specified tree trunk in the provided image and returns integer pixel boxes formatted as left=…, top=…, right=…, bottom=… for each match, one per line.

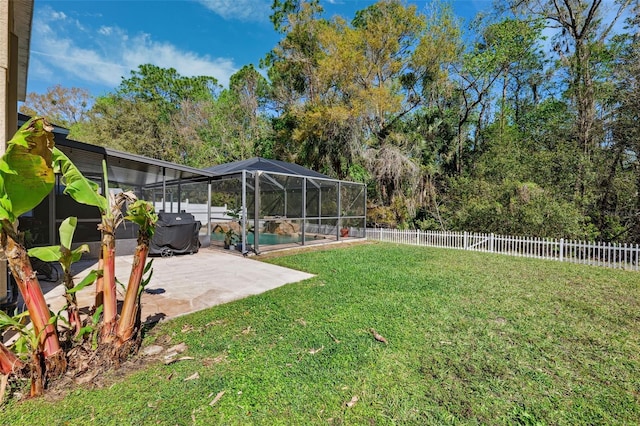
left=116, top=243, right=150, bottom=345
left=100, top=232, right=117, bottom=343
left=4, top=237, right=62, bottom=359
left=3, top=235, right=67, bottom=381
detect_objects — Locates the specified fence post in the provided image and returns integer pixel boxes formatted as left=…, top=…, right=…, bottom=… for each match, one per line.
left=464, top=231, right=468, bottom=250
left=559, top=238, right=564, bottom=262
left=490, top=233, right=495, bottom=253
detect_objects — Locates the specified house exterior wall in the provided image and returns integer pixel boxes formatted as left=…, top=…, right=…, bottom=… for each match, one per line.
left=2, top=0, right=15, bottom=151
left=2, top=0, right=33, bottom=309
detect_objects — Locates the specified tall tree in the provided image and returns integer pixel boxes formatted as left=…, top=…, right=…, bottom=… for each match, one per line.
left=78, top=65, right=220, bottom=165
left=265, top=0, right=460, bottom=201
left=506, top=0, right=633, bottom=203
left=605, top=10, right=640, bottom=241
left=116, top=64, right=219, bottom=109
left=19, top=85, right=93, bottom=128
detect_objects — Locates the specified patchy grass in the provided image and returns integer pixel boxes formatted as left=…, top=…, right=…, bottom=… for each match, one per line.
left=2, top=242, right=639, bottom=425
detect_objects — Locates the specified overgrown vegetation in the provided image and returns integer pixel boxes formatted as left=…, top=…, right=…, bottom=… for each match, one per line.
left=20, top=0, right=640, bottom=243
left=2, top=242, right=638, bottom=424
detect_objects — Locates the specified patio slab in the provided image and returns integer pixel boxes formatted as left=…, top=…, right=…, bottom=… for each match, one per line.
left=43, top=247, right=314, bottom=323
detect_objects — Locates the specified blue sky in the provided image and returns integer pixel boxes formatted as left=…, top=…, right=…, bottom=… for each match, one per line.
left=27, top=0, right=493, bottom=99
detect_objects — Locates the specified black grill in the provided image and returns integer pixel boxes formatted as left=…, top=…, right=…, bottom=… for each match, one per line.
left=150, top=212, right=201, bottom=257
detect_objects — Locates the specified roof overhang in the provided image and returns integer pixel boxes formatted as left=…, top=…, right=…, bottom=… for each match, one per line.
left=60, top=138, right=217, bottom=187
left=18, top=114, right=216, bottom=187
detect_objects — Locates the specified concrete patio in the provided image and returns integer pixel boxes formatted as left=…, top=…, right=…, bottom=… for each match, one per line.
left=42, top=247, right=314, bottom=323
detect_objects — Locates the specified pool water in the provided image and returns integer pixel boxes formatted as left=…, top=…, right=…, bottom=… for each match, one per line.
left=211, top=232, right=302, bottom=245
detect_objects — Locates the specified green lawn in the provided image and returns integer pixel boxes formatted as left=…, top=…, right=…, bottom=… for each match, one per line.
left=3, top=242, right=639, bottom=425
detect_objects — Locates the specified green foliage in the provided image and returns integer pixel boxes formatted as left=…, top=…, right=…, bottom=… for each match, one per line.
left=65, top=271, right=100, bottom=296
left=3, top=244, right=640, bottom=423
left=52, top=148, right=108, bottom=212
left=124, top=199, right=158, bottom=238
left=449, top=178, right=591, bottom=239
left=27, top=217, right=90, bottom=273
left=19, top=1, right=640, bottom=243
left=116, top=64, right=219, bottom=114
left=0, top=117, right=55, bottom=222
left=346, top=163, right=369, bottom=183
left=75, top=305, right=103, bottom=348
left=223, top=228, right=238, bottom=247
left=0, top=310, right=39, bottom=360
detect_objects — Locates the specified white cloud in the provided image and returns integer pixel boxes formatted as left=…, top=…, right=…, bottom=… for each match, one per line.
left=98, top=26, right=113, bottom=36
left=29, top=5, right=239, bottom=93
left=50, top=11, right=67, bottom=20
left=196, top=0, right=271, bottom=22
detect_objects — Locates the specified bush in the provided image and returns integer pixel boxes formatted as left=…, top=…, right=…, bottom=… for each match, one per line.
left=449, top=179, right=592, bottom=239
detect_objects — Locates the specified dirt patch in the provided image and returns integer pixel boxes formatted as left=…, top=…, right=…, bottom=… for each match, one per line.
left=3, top=327, right=184, bottom=404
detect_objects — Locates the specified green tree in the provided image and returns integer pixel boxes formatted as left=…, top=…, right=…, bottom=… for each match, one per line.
left=77, top=65, right=220, bottom=165
left=265, top=0, right=460, bottom=206
left=604, top=15, right=640, bottom=242
left=505, top=0, right=633, bottom=204
left=176, top=65, right=272, bottom=167
left=116, top=64, right=219, bottom=115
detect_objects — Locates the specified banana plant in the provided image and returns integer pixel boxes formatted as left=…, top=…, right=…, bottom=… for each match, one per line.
left=47, top=153, right=157, bottom=350
left=1, top=117, right=158, bottom=395
left=0, top=310, right=48, bottom=396
left=98, top=180, right=133, bottom=343
left=27, top=217, right=99, bottom=337
left=0, top=117, right=107, bottom=393
left=0, top=117, right=65, bottom=378
left=0, top=341, right=24, bottom=376
left=116, top=199, right=157, bottom=346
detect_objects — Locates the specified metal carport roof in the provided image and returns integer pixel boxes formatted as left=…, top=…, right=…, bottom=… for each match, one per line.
left=205, top=157, right=331, bottom=180
left=18, top=114, right=215, bottom=187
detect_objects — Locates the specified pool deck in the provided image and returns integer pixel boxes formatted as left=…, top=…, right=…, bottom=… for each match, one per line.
left=37, top=246, right=315, bottom=323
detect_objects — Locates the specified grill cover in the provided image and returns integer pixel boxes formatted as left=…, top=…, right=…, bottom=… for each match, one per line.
left=150, top=212, right=201, bottom=256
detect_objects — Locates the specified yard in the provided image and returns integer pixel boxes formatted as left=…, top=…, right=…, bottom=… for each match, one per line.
left=2, top=242, right=639, bottom=424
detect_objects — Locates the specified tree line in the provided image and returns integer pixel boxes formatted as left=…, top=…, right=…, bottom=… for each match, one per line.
left=20, top=0, right=640, bottom=243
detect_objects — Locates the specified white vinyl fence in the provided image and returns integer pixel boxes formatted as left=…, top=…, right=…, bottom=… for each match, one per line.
left=364, top=228, right=640, bottom=271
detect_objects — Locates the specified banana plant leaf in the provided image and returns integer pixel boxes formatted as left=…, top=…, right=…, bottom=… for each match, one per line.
left=0, top=118, right=55, bottom=222
left=28, top=217, right=90, bottom=265
left=52, top=148, right=108, bottom=212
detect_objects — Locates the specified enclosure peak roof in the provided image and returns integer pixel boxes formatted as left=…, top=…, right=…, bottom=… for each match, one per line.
left=205, top=157, right=330, bottom=179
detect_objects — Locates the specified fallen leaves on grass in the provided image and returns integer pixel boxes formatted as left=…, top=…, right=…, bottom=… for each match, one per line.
left=164, top=356, right=194, bottom=365
left=141, top=345, right=164, bottom=356
left=164, top=342, right=189, bottom=363
left=328, top=331, right=341, bottom=343
left=345, top=395, right=359, bottom=408
left=209, top=390, right=226, bottom=406
left=181, top=324, right=195, bottom=333
left=201, top=353, right=228, bottom=366
left=308, top=346, right=324, bottom=355
left=370, top=328, right=388, bottom=344
left=184, top=372, right=200, bottom=381
left=167, top=342, right=188, bottom=354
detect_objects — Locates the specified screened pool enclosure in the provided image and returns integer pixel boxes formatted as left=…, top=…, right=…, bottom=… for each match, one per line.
left=20, top=115, right=366, bottom=256
left=205, top=158, right=367, bottom=254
